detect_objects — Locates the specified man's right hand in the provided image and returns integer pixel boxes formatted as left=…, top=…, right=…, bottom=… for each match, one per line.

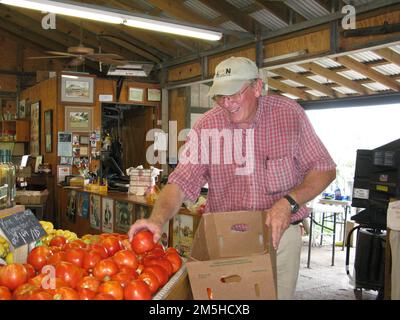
left=128, top=218, right=163, bottom=244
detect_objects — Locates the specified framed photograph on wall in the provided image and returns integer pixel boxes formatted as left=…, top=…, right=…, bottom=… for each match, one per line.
left=101, top=197, right=114, bottom=233
left=147, top=88, right=161, bottom=102
left=65, top=106, right=93, bottom=132
left=18, top=99, right=26, bottom=119
left=44, top=110, right=53, bottom=153
left=89, top=194, right=101, bottom=230
left=115, top=201, right=134, bottom=233
left=172, top=214, right=194, bottom=258
left=30, top=101, right=41, bottom=156
left=60, top=74, right=95, bottom=104
left=66, top=190, right=77, bottom=223
left=128, top=87, right=144, bottom=102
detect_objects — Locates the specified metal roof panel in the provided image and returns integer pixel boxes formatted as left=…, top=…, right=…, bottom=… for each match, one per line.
left=219, top=20, right=248, bottom=32
left=342, top=0, right=375, bottom=6
left=306, top=89, right=328, bottom=97
left=349, top=51, right=382, bottom=62
left=362, top=82, right=391, bottom=91
left=281, top=79, right=303, bottom=87
left=314, top=58, right=342, bottom=68
left=307, top=75, right=334, bottom=84
left=183, top=0, right=221, bottom=20
left=332, top=86, right=358, bottom=94
left=284, top=0, right=330, bottom=20
left=372, top=64, right=400, bottom=76
left=225, top=0, right=255, bottom=9
left=285, top=65, right=308, bottom=73
left=249, top=9, right=288, bottom=30
left=337, top=70, right=368, bottom=80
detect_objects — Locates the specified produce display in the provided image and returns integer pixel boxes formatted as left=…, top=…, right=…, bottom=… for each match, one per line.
left=0, top=222, right=182, bottom=300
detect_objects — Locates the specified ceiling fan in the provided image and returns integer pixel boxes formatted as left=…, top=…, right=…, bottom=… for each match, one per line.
left=28, top=44, right=128, bottom=67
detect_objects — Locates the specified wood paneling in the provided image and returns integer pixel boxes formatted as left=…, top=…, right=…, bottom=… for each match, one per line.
left=168, top=62, right=202, bottom=82
left=169, top=87, right=188, bottom=152
left=208, top=46, right=256, bottom=78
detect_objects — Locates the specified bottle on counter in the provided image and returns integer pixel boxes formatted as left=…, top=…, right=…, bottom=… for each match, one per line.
left=334, top=185, right=342, bottom=200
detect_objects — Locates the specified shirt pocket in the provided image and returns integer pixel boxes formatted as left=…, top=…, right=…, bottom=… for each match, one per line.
left=263, top=156, right=298, bottom=194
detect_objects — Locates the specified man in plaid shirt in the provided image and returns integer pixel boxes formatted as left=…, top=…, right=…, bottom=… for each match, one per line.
left=129, top=57, right=336, bottom=299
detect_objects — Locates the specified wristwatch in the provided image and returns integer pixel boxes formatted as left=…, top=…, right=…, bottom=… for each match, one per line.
left=283, top=195, right=300, bottom=213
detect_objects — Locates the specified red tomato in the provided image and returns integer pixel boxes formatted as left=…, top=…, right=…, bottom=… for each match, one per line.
left=139, top=272, right=160, bottom=294
left=111, top=272, right=136, bottom=288
left=147, top=248, right=165, bottom=258
left=131, top=230, right=155, bottom=254
left=47, top=251, right=66, bottom=266
left=71, top=239, right=87, bottom=249
left=27, top=246, right=52, bottom=272
left=28, top=273, right=46, bottom=288
left=165, top=247, right=179, bottom=255
left=101, top=236, right=121, bottom=256
left=94, top=293, right=115, bottom=300
left=55, top=262, right=84, bottom=289
left=143, top=265, right=168, bottom=287
left=124, top=280, right=152, bottom=300
left=120, top=239, right=132, bottom=251
left=92, top=259, right=119, bottom=281
left=0, top=263, right=28, bottom=291
left=98, top=280, right=124, bottom=300
left=0, top=286, right=11, bottom=300
left=144, top=258, right=173, bottom=277
left=112, top=249, right=138, bottom=270
left=78, top=288, right=97, bottom=300
left=89, top=243, right=109, bottom=259
left=43, top=278, right=68, bottom=295
left=153, top=243, right=164, bottom=252
left=164, top=252, right=182, bottom=274
left=13, top=283, right=41, bottom=300
left=82, top=250, right=102, bottom=272
left=28, top=291, right=53, bottom=300
left=64, top=248, right=86, bottom=268
left=23, top=263, right=36, bottom=279
left=76, top=276, right=100, bottom=292
left=52, top=287, right=80, bottom=300
left=49, top=236, right=67, bottom=247
left=118, top=267, right=138, bottom=278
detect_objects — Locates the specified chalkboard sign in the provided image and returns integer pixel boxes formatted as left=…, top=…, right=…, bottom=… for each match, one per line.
left=0, top=210, right=47, bottom=248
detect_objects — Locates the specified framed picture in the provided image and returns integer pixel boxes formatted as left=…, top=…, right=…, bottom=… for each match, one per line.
left=135, top=205, right=150, bottom=221
left=115, top=201, right=134, bottom=233
left=147, top=88, right=161, bottom=102
left=101, top=198, right=114, bottom=233
left=44, top=110, right=53, bottom=153
left=34, top=155, right=43, bottom=173
left=172, top=214, right=194, bottom=258
left=66, top=190, right=77, bottom=223
left=76, top=192, right=90, bottom=219
left=79, top=136, right=89, bottom=145
left=30, top=101, right=41, bottom=156
left=128, top=87, right=144, bottom=102
left=160, top=221, right=171, bottom=249
left=60, top=156, right=73, bottom=165
left=60, top=73, right=95, bottom=104
left=65, top=106, right=93, bottom=132
left=89, top=195, right=101, bottom=230
left=18, top=99, right=26, bottom=119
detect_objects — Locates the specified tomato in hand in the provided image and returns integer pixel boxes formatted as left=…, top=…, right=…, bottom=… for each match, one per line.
left=112, top=249, right=138, bottom=270
left=131, top=230, right=155, bottom=254
left=124, top=280, right=152, bottom=300
left=0, top=286, right=12, bottom=300
left=0, top=263, right=28, bottom=291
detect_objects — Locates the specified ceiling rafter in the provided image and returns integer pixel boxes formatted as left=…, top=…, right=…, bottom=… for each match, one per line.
left=273, top=68, right=337, bottom=97
left=197, top=0, right=258, bottom=34
left=300, top=62, right=368, bottom=94
left=374, top=48, right=400, bottom=67
left=336, top=56, right=400, bottom=92
left=268, top=78, right=310, bottom=100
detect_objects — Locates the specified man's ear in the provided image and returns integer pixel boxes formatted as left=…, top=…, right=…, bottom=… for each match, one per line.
left=254, top=79, right=263, bottom=98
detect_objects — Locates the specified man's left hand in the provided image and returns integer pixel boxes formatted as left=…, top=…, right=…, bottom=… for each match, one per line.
left=265, top=198, right=292, bottom=250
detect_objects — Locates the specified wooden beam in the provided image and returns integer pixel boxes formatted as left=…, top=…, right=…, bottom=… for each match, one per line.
left=273, top=68, right=336, bottom=97
left=300, top=62, right=368, bottom=94
left=336, top=56, right=400, bottom=92
left=198, top=0, right=257, bottom=34
left=374, top=48, right=400, bottom=67
left=268, top=78, right=310, bottom=100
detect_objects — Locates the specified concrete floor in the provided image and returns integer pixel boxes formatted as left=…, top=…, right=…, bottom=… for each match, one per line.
left=293, top=236, right=379, bottom=300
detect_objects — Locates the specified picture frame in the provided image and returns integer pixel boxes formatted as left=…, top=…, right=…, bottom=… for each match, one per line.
left=79, top=135, right=89, bottom=145
left=135, top=205, right=150, bottom=221
left=115, top=201, right=134, bottom=233
left=44, top=110, right=53, bottom=153
left=101, top=197, right=114, bottom=233
left=172, top=214, right=194, bottom=258
left=65, top=106, right=93, bottom=133
left=128, top=87, right=144, bottom=102
left=89, top=194, right=101, bottom=230
left=66, top=190, right=77, bottom=223
left=76, top=192, right=90, bottom=219
left=60, top=73, right=95, bottom=104
left=147, top=88, right=161, bottom=102
left=18, top=99, right=26, bottom=119
left=30, top=101, right=41, bottom=156
left=60, top=156, right=73, bottom=165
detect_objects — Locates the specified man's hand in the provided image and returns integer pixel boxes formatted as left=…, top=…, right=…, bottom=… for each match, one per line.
left=265, top=198, right=292, bottom=250
left=128, top=218, right=163, bottom=244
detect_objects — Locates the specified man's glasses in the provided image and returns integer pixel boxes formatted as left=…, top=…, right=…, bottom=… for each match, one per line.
left=213, top=84, right=252, bottom=107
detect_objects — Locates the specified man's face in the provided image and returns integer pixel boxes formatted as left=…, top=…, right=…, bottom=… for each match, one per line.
left=214, top=80, right=262, bottom=127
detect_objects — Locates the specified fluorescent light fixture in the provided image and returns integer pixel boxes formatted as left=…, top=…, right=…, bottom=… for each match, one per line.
left=61, top=74, right=79, bottom=79
left=107, top=62, right=154, bottom=77
left=263, top=50, right=308, bottom=63
left=0, top=0, right=223, bottom=41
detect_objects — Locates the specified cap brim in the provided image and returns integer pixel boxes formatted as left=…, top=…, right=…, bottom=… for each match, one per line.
left=207, top=79, right=248, bottom=97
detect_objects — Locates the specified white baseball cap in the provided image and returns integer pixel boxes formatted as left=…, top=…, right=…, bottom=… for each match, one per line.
left=208, top=56, right=260, bottom=97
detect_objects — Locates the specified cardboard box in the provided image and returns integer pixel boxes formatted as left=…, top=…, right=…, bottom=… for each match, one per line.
left=0, top=205, right=30, bottom=264
left=186, top=211, right=277, bottom=300
left=15, top=189, right=49, bottom=205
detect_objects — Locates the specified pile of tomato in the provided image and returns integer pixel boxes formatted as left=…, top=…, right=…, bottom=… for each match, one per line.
left=0, top=230, right=182, bottom=300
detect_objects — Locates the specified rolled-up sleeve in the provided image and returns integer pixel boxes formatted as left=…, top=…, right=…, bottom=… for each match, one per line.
left=168, top=126, right=208, bottom=202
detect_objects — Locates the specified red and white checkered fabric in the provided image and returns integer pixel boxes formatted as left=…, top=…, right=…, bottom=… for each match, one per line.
left=168, top=95, right=336, bottom=223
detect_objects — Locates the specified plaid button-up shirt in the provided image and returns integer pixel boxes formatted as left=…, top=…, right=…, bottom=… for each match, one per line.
left=168, top=95, right=336, bottom=223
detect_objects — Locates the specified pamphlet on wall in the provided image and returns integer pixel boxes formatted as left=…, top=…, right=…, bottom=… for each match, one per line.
left=57, top=165, right=72, bottom=183
left=57, top=132, right=73, bottom=157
